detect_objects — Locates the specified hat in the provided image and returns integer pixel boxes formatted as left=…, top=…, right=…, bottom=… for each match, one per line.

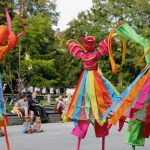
left=80, top=36, right=95, bottom=52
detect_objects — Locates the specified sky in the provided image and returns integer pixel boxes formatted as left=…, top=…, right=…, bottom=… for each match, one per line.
left=55, top=0, right=93, bottom=31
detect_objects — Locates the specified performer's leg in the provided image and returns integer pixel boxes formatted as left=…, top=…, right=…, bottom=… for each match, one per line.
left=94, top=121, right=109, bottom=137
left=71, top=120, right=90, bottom=150
left=72, top=120, right=90, bottom=139
left=94, top=121, right=109, bottom=150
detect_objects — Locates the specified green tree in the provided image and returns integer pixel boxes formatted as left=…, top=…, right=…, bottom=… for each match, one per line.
left=16, top=0, right=59, bottom=24
left=0, top=0, right=14, bottom=24
left=54, top=51, right=82, bottom=88
left=1, top=0, right=60, bottom=94
left=21, top=59, right=58, bottom=89
left=63, top=0, right=150, bottom=91
left=13, top=12, right=56, bottom=57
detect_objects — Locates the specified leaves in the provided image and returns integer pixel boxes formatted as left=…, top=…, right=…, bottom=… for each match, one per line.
left=21, top=59, right=58, bottom=88
left=63, top=0, right=149, bottom=92
left=1, top=0, right=59, bottom=92
left=0, top=0, right=149, bottom=93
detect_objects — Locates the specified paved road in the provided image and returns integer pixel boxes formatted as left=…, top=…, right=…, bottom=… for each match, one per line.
left=0, top=123, right=149, bottom=150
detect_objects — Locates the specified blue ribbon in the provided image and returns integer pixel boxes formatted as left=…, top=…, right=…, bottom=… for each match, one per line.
left=73, top=70, right=88, bottom=122
left=101, top=65, right=150, bottom=120
left=0, top=74, right=4, bottom=114
left=120, top=65, right=150, bottom=99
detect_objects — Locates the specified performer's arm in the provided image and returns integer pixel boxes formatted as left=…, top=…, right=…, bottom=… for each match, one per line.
left=96, top=39, right=114, bottom=58
left=67, top=42, right=85, bottom=59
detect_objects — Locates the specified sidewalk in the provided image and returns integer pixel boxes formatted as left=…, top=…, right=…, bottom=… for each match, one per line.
left=0, top=123, right=149, bottom=150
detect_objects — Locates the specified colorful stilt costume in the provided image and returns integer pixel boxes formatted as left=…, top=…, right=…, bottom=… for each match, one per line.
left=66, top=36, right=120, bottom=149
left=0, top=7, right=25, bottom=62
left=105, top=23, right=150, bottom=150
left=0, top=3, right=25, bottom=150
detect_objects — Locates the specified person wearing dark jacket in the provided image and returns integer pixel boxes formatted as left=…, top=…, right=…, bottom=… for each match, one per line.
left=28, top=92, right=47, bottom=122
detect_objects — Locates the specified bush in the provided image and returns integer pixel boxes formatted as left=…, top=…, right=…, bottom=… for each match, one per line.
left=6, top=105, right=13, bottom=113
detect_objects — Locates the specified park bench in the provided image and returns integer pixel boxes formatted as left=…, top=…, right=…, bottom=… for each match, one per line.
left=7, top=113, right=24, bottom=125
left=46, top=110, right=61, bottom=123
left=6, top=109, right=61, bottom=125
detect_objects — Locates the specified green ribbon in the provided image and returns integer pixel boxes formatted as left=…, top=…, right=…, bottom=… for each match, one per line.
left=116, top=23, right=150, bottom=64
left=0, top=111, right=3, bottom=121
left=85, top=72, right=91, bottom=119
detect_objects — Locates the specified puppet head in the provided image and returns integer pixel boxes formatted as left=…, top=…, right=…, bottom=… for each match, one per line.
left=81, top=36, right=95, bottom=52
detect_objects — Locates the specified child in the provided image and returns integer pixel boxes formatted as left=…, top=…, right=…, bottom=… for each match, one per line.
left=11, top=102, right=22, bottom=118
left=33, top=116, right=43, bottom=133
left=22, top=116, right=35, bottom=134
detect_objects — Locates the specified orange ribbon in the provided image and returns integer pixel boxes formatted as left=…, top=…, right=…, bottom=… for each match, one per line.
left=110, top=68, right=150, bottom=125
left=108, top=22, right=126, bottom=73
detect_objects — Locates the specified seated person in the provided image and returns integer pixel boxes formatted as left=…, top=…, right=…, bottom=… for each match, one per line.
left=33, top=116, right=43, bottom=133
left=54, top=95, right=66, bottom=119
left=18, top=94, right=29, bottom=117
left=55, top=95, right=66, bottom=113
left=65, top=93, right=72, bottom=109
left=0, top=127, right=5, bottom=137
left=22, top=116, right=35, bottom=134
left=11, top=102, right=22, bottom=118
left=28, top=92, right=47, bottom=122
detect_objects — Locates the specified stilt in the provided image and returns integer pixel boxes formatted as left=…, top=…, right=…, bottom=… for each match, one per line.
left=3, top=124, right=10, bottom=150
left=4, top=115, right=10, bottom=150
left=1, top=117, right=10, bottom=150
left=76, top=137, right=81, bottom=150
left=102, top=136, right=105, bottom=150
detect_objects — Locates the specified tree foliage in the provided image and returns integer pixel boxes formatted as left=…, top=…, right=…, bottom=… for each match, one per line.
left=54, top=51, right=82, bottom=88
left=0, top=0, right=150, bottom=94
left=64, top=0, right=150, bottom=91
left=1, top=0, right=60, bottom=93
left=0, top=0, right=14, bottom=24
left=21, top=59, right=58, bottom=88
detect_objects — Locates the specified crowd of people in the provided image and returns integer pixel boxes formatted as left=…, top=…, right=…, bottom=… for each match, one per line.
left=0, top=92, right=72, bottom=136
left=11, top=92, right=47, bottom=123
left=8, top=92, right=73, bottom=134
left=9, top=92, right=47, bottom=134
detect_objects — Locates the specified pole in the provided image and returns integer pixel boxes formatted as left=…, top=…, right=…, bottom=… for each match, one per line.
left=102, top=137, right=105, bottom=150
left=18, top=45, right=21, bottom=95
left=76, top=138, right=81, bottom=150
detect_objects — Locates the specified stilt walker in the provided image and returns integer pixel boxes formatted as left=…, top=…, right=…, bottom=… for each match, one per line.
left=0, top=1, right=26, bottom=149
left=65, top=36, right=120, bottom=150
left=104, top=22, right=150, bottom=150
